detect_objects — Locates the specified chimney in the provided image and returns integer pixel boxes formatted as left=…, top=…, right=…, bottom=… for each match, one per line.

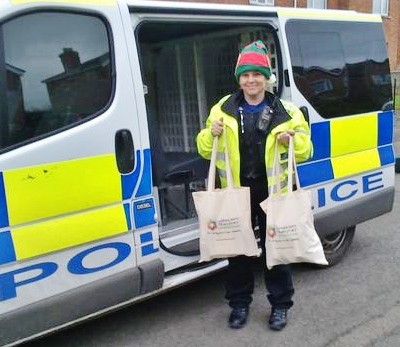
left=59, top=48, right=81, bottom=72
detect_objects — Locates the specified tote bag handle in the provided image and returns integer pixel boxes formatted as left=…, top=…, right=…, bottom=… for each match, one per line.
left=207, top=127, right=234, bottom=192
left=270, top=135, right=300, bottom=196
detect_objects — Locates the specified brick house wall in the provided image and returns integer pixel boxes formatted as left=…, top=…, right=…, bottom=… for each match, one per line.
left=166, top=0, right=400, bottom=77
left=382, top=0, right=400, bottom=78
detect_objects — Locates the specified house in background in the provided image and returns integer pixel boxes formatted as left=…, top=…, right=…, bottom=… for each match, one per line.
left=172, top=0, right=400, bottom=85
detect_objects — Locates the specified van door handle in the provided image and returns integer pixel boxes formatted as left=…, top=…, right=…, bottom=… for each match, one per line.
left=115, top=129, right=135, bottom=174
left=300, top=106, right=310, bottom=124
left=284, top=69, right=290, bottom=87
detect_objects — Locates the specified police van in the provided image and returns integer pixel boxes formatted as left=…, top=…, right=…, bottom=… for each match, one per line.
left=0, top=0, right=395, bottom=345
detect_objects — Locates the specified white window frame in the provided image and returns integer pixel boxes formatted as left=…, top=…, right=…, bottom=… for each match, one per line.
left=372, top=0, right=389, bottom=16
left=249, top=0, right=274, bottom=6
left=307, top=0, right=327, bottom=9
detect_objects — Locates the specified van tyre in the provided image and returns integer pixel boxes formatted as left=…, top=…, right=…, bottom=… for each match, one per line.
left=320, top=226, right=355, bottom=266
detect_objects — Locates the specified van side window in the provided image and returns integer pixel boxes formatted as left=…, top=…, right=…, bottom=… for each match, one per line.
left=0, top=12, right=112, bottom=152
left=286, top=20, right=392, bottom=118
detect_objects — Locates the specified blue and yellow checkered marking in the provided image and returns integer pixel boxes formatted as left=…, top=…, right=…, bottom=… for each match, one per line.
left=136, top=149, right=152, bottom=198
left=378, top=111, right=393, bottom=146
left=134, top=198, right=156, bottom=229
left=298, top=111, right=394, bottom=187
left=139, top=231, right=159, bottom=257
left=0, top=231, right=16, bottom=265
left=122, top=149, right=142, bottom=200
left=141, top=243, right=158, bottom=256
left=297, top=159, right=333, bottom=187
left=278, top=8, right=382, bottom=22
left=122, top=149, right=152, bottom=200
left=379, top=145, right=395, bottom=166
left=0, top=173, right=9, bottom=229
left=3, top=154, right=123, bottom=226
left=140, top=231, right=153, bottom=243
left=0, top=149, right=154, bottom=265
left=124, top=203, right=132, bottom=231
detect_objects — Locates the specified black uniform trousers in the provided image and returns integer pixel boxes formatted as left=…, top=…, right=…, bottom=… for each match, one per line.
left=225, top=176, right=294, bottom=310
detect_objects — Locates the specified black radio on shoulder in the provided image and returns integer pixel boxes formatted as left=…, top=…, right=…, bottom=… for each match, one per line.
left=256, top=105, right=274, bottom=135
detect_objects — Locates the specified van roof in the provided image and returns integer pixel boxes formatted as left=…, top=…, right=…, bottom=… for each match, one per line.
left=127, top=0, right=381, bottom=22
left=2, top=0, right=381, bottom=23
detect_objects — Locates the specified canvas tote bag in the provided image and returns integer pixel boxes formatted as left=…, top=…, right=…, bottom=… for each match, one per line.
left=192, top=133, right=260, bottom=262
left=260, top=137, right=328, bottom=269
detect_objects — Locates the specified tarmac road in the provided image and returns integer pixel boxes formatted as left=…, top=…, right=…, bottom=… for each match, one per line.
left=24, top=174, right=400, bottom=347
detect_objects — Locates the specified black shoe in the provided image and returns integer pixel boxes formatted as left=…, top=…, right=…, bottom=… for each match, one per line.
left=268, top=308, right=288, bottom=331
left=228, top=307, right=249, bottom=329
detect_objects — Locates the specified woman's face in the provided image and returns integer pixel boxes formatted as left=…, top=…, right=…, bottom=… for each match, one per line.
left=239, top=71, right=266, bottom=100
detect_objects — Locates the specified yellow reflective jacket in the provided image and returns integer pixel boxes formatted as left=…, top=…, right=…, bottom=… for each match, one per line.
left=197, top=91, right=313, bottom=192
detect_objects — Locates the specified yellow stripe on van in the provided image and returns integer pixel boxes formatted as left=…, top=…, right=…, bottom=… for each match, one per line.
left=331, top=148, right=381, bottom=179
left=12, top=0, right=116, bottom=5
left=330, top=113, right=378, bottom=157
left=4, top=154, right=122, bottom=226
left=11, top=204, right=128, bottom=260
left=277, top=9, right=382, bottom=22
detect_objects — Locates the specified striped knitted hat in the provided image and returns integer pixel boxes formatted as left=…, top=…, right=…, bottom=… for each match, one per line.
left=234, top=40, right=272, bottom=80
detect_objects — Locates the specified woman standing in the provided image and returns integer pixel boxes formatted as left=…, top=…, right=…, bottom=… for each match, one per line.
left=197, top=40, right=312, bottom=331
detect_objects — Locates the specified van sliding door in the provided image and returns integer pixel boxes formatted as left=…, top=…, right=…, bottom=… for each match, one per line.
left=132, top=16, right=281, bottom=263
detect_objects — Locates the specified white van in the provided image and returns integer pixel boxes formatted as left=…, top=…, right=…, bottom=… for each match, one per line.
left=0, top=0, right=395, bottom=345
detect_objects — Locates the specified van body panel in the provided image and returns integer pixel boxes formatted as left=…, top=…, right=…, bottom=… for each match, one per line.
left=0, top=265, right=141, bottom=347
left=0, top=1, right=395, bottom=345
left=0, top=0, right=162, bottom=341
left=314, top=186, right=394, bottom=237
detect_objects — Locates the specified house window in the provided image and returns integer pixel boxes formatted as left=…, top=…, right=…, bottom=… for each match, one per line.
left=307, top=0, right=327, bottom=9
left=249, top=0, right=274, bottom=6
left=373, top=0, right=389, bottom=16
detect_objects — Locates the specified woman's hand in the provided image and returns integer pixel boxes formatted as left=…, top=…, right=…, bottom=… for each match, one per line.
left=211, top=117, right=224, bottom=137
left=277, top=130, right=295, bottom=146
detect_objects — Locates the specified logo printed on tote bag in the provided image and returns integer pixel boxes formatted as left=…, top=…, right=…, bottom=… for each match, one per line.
left=206, top=218, right=241, bottom=234
left=267, top=226, right=277, bottom=239
left=217, top=217, right=241, bottom=233
left=267, top=224, right=299, bottom=242
left=207, top=221, right=217, bottom=231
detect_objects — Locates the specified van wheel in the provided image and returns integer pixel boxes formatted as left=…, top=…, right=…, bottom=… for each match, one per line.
left=320, top=226, right=355, bottom=266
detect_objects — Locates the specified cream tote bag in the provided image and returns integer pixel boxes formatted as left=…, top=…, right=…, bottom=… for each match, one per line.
left=192, top=134, right=260, bottom=262
left=260, top=137, right=328, bottom=269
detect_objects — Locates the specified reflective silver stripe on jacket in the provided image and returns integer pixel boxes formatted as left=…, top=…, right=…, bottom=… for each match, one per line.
left=266, top=163, right=287, bottom=178
left=269, top=177, right=288, bottom=193
left=216, top=152, right=225, bottom=161
left=218, top=168, right=226, bottom=178
left=295, top=128, right=308, bottom=135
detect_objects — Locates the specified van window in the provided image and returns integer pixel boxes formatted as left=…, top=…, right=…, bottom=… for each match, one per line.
left=136, top=21, right=280, bottom=225
left=0, top=12, right=112, bottom=151
left=286, top=20, right=392, bottom=118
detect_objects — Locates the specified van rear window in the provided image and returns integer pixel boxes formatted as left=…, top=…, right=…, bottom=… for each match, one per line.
left=286, top=20, right=392, bottom=118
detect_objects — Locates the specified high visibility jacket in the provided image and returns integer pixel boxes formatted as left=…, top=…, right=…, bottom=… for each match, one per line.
left=197, top=91, right=313, bottom=192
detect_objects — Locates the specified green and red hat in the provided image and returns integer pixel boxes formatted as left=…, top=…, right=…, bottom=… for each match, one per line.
left=234, top=40, right=272, bottom=80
